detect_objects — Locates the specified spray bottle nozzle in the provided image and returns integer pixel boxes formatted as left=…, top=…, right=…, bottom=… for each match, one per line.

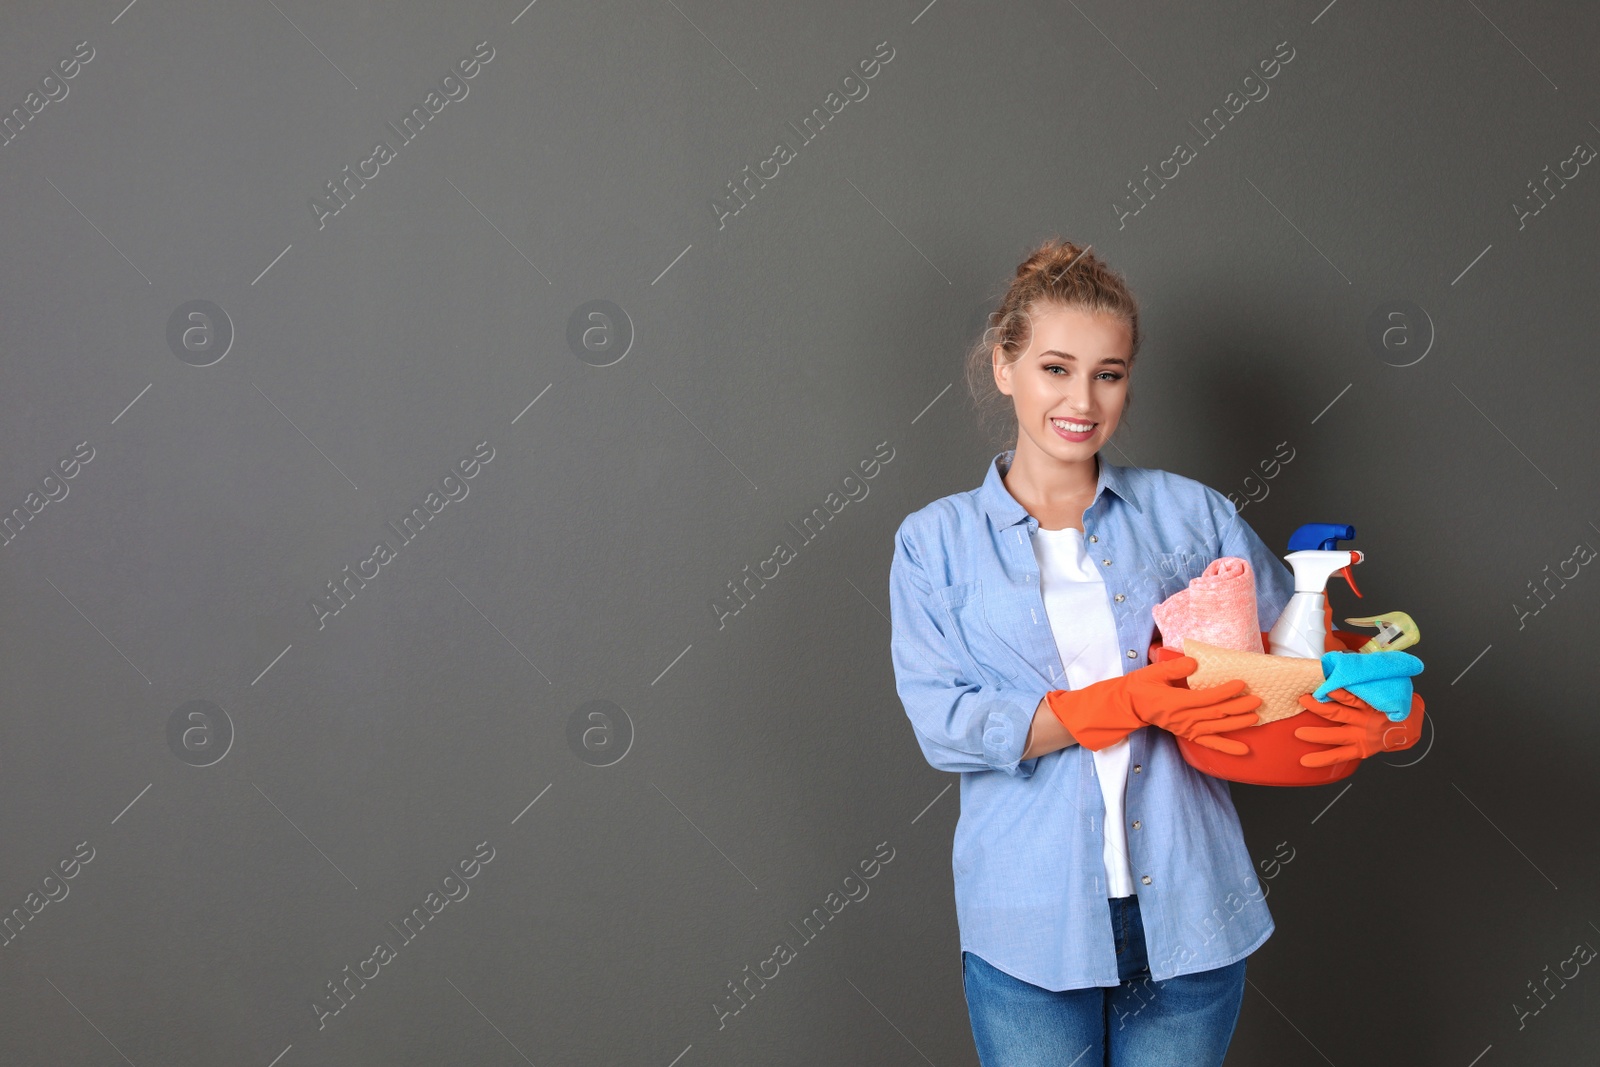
left=1287, top=524, right=1363, bottom=594
left=1287, top=523, right=1356, bottom=552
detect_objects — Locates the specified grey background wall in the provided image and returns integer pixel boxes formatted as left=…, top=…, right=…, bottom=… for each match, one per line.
left=1, top=0, right=1596, bottom=1064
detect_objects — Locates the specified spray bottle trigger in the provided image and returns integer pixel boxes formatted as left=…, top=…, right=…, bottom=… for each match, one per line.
left=1338, top=565, right=1363, bottom=598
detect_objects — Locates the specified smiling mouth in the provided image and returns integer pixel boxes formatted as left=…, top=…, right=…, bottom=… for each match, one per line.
left=1051, top=418, right=1097, bottom=434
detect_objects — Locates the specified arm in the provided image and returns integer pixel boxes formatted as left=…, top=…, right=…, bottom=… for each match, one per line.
left=889, top=521, right=1061, bottom=776
left=1022, top=697, right=1079, bottom=760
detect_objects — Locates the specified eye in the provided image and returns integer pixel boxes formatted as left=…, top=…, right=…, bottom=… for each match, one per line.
left=1044, top=365, right=1123, bottom=379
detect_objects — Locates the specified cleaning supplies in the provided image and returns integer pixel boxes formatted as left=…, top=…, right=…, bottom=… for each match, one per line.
left=1151, top=557, right=1262, bottom=653
left=1342, top=611, right=1420, bottom=652
left=1150, top=519, right=1429, bottom=783
left=1267, top=523, right=1364, bottom=659
left=1313, top=649, right=1423, bottom=719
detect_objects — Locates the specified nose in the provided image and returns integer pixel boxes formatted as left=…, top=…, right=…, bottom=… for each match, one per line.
left=1058, top=375, right=1093, bottom=414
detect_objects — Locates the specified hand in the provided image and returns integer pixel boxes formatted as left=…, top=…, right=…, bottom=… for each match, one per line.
left=1293, top=688, right=1424, bottom=768
left=1123, top=657, right=1263, bottom=756
left=1045, top=656, right=1261, bottom=754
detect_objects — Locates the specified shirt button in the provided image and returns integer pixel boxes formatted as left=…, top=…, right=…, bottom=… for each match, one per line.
left=1132, top=819, right=1142, bottom=829
left=1141, top=875, right=1152, bottom=885
left=1133, top=764, right=1142, bottom=773
left=1102, top=558, right=1112, bottom=566
left=1089, top=534, right=1098, bottom=542
left=1114, top=593, right=1126, bottom=602
left=1126, top=649, right=1137, bottom=659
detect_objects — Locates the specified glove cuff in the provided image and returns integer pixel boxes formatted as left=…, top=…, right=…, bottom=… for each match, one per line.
left=1045, top=686, right=1140, bottom=752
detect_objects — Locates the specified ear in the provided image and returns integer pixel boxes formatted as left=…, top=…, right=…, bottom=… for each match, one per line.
left=992, top=344, right=1013, bottom=396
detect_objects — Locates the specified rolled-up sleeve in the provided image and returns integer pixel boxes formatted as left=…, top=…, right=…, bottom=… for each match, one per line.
left=1207, top=487, right=1300, bottom=636
left=889, top=519, right=1050, bottom=777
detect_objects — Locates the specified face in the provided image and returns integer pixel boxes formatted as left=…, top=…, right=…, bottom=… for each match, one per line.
left=993, top=302, right=1132, bottom=461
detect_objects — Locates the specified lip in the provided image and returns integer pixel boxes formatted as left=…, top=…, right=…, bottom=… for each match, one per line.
left=1050, top=417, right=1097, bottom=442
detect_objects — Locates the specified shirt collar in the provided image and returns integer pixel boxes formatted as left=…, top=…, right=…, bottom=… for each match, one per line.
left=979, top=448, right=1143, bottom=528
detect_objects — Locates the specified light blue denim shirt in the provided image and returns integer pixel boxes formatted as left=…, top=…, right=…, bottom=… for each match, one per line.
left=888, top=448, right=1299, bottom=990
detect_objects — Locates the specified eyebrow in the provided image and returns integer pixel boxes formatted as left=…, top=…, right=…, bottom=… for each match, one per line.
left=1038, top=349, right=1128, bottom=367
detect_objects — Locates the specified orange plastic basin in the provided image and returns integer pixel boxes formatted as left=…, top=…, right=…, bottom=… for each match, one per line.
left=1150, top=630, right=1424, bottom=787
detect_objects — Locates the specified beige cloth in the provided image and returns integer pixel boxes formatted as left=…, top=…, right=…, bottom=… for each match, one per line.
left=1183, top=638, right=1325, bottom=725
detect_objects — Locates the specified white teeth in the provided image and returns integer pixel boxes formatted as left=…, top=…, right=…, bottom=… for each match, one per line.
left=1053, top=418, right=1095, bottom=432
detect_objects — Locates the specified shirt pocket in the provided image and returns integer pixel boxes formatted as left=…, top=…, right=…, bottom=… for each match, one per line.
left=1134, top=545, right=1212, bottom=604
left=1156, top=547, right=1209, bottom=582
left=936, top=579, right=1020, bottom=686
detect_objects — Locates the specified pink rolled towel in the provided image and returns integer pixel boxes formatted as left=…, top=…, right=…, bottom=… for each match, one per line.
left=1152, top=556, right=1262, bottom=654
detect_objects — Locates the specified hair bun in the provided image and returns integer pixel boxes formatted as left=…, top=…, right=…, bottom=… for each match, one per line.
left=1016, top=238, right=1087, bottom=280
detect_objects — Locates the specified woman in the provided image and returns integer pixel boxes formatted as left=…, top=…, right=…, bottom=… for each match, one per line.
left=888, top=240, right=1312, bottom=1065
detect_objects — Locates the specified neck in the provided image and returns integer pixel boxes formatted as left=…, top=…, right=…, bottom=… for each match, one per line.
left=1005, top=438, right=1100, bottom=511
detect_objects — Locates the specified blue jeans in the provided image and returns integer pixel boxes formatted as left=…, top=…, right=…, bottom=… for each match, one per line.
left=962, top=894, right=1248, bottom=1066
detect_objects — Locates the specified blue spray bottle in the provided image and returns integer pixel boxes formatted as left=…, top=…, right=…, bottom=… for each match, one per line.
left=1268, top=523, right=1364, bottom=658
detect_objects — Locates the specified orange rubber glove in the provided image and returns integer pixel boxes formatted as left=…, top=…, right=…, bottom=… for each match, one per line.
left=1046, top=656, right=1264, bottom=755
left=1293, top=687, right=1425, bottom=768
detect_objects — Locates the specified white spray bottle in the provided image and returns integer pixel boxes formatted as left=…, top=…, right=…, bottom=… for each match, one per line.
left=1268, top=523, right=1364, bottom=659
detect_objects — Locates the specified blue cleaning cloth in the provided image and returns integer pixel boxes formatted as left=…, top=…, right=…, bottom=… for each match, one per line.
left=1315, top=650, right=1424, bottom=720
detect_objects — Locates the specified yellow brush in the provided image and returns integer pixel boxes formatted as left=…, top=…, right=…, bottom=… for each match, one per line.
left=1342, top=611, right=1420, bottom=653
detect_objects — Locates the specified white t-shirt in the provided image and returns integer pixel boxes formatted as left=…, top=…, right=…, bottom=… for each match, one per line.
left=1030, top=525, right=1137, bottom=898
